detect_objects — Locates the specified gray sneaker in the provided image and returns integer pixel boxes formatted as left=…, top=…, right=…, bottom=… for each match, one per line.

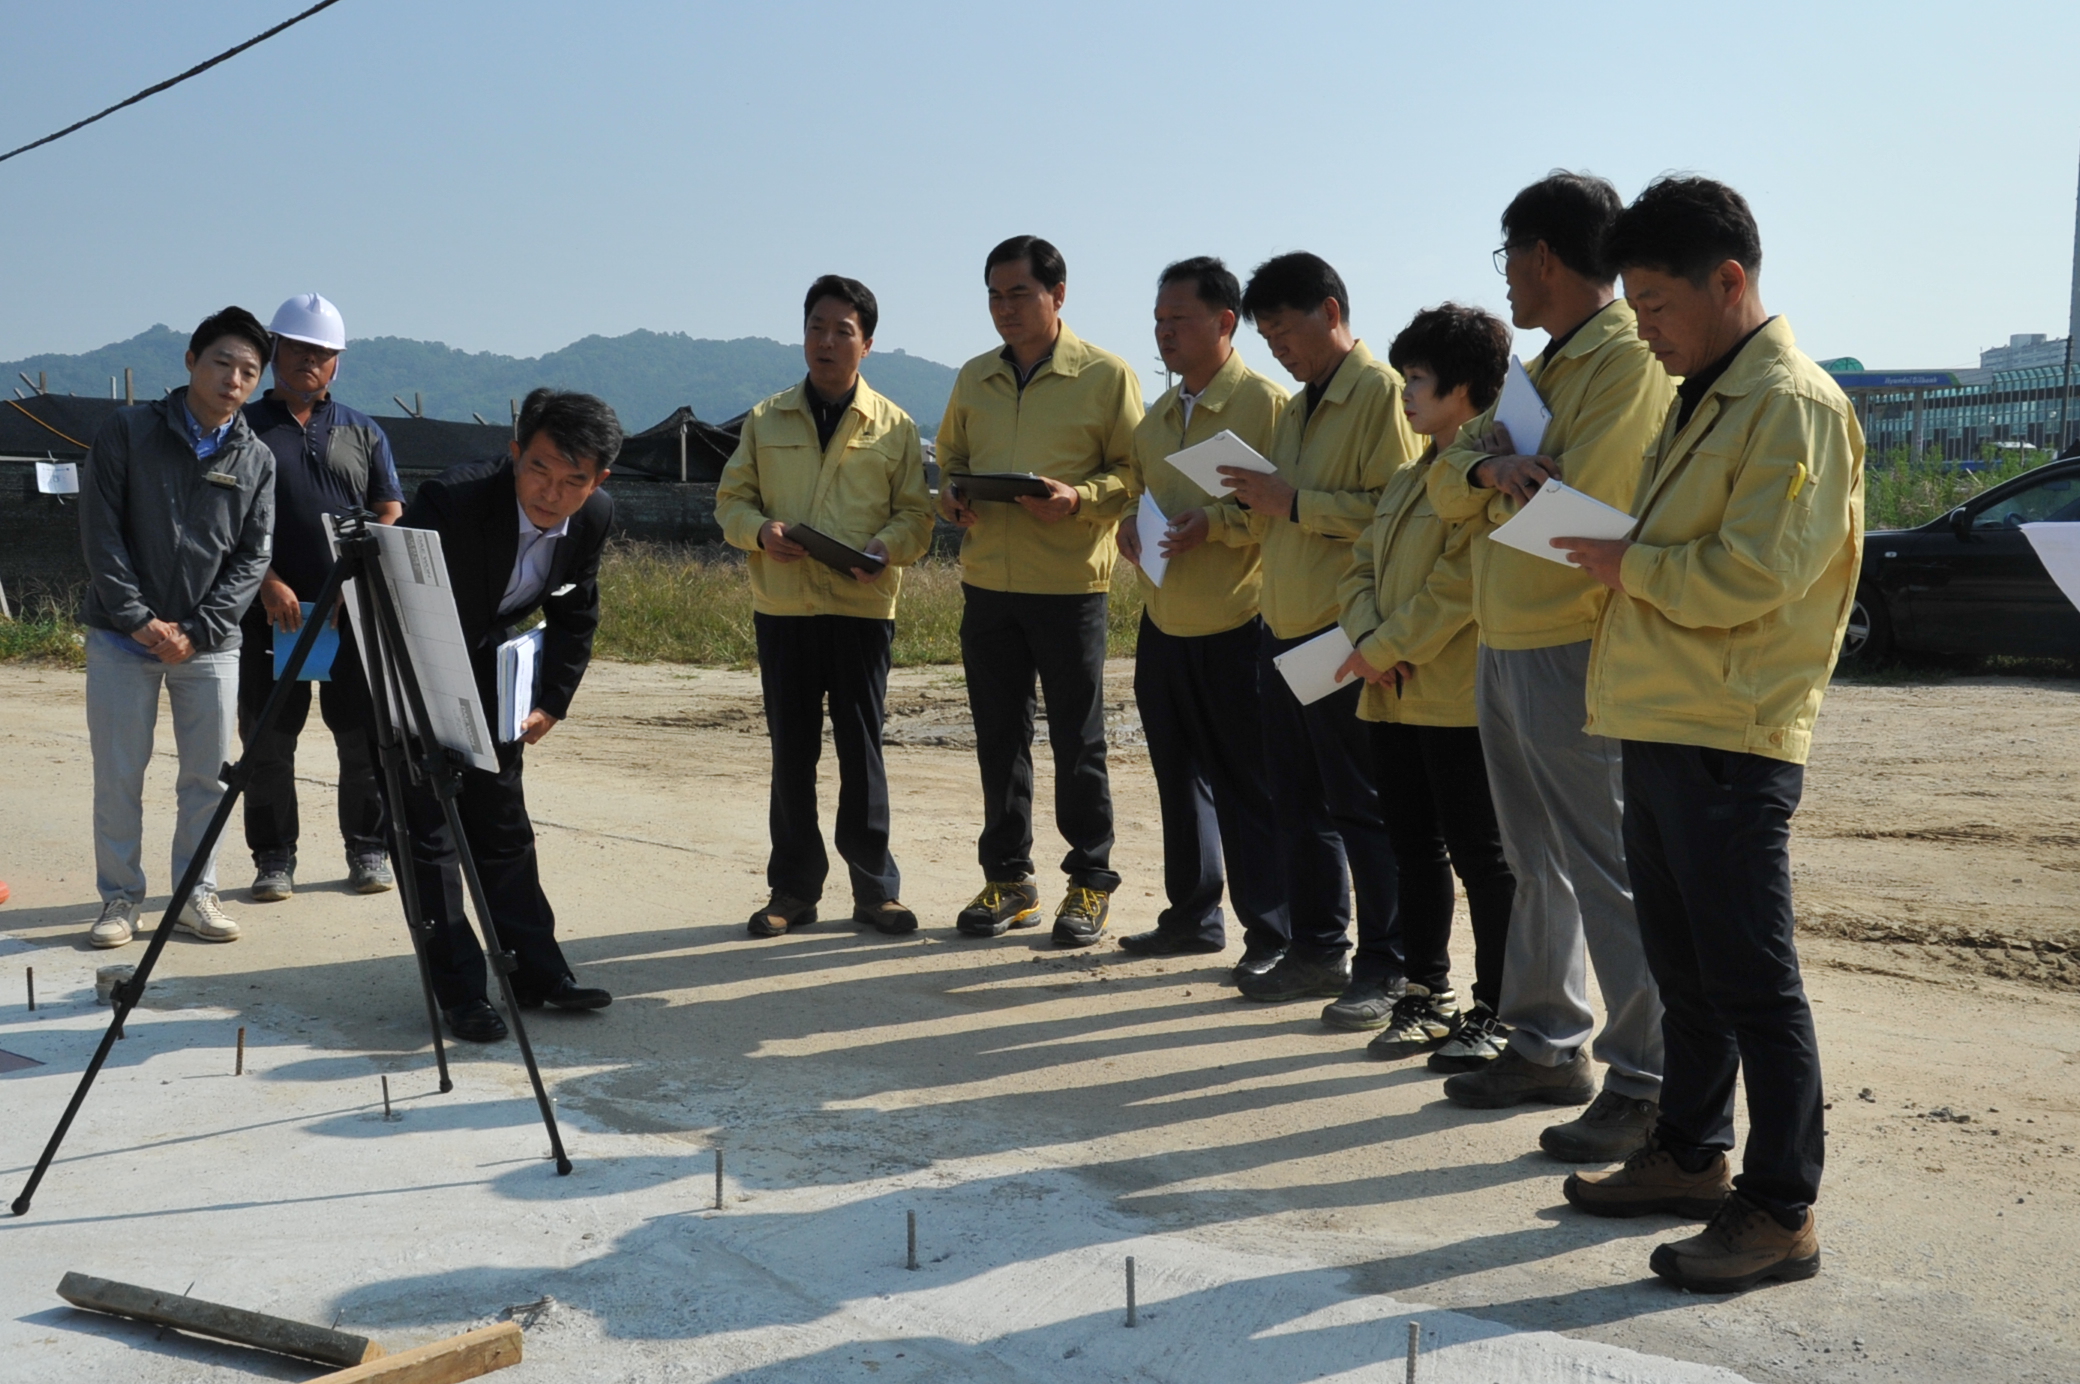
left=1320, top=977, right=1404, bottom=1031
left=251, top=860, right=294, bottom=903
left=1367, top=984, right=1461, bottom=1058
left=347, top=853, right=395, bottom=894
left=89, top=898, right=138, bottom=949
left=1428, top=1002, right=1508, bottom=1073
left=1541, top=1088, right=1660, bottom=1163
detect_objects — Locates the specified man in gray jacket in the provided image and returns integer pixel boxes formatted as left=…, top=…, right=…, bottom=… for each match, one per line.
left=81, top=307, right=277, bottom=948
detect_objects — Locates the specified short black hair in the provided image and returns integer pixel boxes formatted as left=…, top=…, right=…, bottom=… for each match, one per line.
left=188, top=307, right=271, bottom=366
left=1607, top=175, right=1764, bottom=286
left=984, top=235, right=1066, bottom=290
left=1240, top=252, right=1349, bottom=324
left=1157, top=256, right=1243, bottom=318
left=1388, top=303, right=1513, bottom=412
left=803, top=274, right=878, bottom=339
left=1499, top=171, right=1623, bottom=283
left=517, top=387, right=622, bottom=472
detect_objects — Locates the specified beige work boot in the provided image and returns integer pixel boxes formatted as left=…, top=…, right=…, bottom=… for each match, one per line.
left=1649, top=1192, right=1820, bottom=1293
left=1565, top=1138, right=1732, bottom=1219
left=176, top=892, right=241, bottom=942
left=89, top=899, right=137, bottom=949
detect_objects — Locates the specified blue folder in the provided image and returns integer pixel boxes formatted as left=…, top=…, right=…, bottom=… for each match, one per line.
left=272, top=604, right=339, bottom=682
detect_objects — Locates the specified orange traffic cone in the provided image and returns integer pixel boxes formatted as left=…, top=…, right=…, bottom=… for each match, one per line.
left=0, top=881, right=10, bottom=906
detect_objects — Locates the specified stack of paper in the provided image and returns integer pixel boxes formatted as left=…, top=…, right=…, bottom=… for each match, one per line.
left=497, top=627, right=546, bottom=743
left=1165, top=430, right=1275, bottom=499
left=1133, top=490, right=1170, bottom=588
left=1271, top=626, right=1355, bottom=705
left=1488, top=479, right=1636, bottom=565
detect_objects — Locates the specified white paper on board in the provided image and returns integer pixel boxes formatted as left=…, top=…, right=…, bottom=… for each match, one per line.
left=2023, top=522, right=2080, bottom=613
left=1165, top=429, right=1276, bottom=499
left=1134, top=489, right=1169, bottom=588
left=1493, top=355, right=1552, bottom=458
left=1488, top=478, right=1636, bottom=566
left=1271, top=625, right=1356, bottom=706
left=34, top=461, right=78, bottom=495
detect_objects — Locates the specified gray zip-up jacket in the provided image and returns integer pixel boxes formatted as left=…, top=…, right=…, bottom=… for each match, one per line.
left=79, top=388, right=275, bottom=652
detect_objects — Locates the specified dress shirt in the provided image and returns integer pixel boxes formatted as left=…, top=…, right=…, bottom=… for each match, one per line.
left=500, top=499, right=569, bottom=618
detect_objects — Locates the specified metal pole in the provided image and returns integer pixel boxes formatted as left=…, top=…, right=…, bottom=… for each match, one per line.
left=124, top=367, right=133, bottom=405
left=678, top=420, right=688, bottom=484
left=1911, top=388, right=1926, bottom=462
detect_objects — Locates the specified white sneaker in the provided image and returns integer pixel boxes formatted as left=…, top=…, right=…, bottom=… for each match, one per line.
left=89, top=899, right=137, bottom=949
left=176, top=892, right=241, bottom=942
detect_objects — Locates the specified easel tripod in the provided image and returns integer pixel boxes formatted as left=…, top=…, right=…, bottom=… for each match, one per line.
left=12, top=511, right=571, bottom=1217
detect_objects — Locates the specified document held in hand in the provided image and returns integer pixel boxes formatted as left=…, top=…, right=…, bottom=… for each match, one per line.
left=272, top=604, right=338, bottom=682
left=1493, top=355, right=1552, bottom=458
left=497, top=627, right=546, bottom=743
left=1165, top=429, right=1276, bottom=500
left=1133, top=489, right=1170, bottom=588
left=1488, top=478, right=1637, bottom=565
left=1271, top=625, right=1355, bottom=706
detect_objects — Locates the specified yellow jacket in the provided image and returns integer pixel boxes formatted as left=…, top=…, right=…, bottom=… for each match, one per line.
left=1584, top=316, right=1865, bottom=765
left=715, top=376, right=934, bottom=620
left=1217, top=341, right=1421, bottom=639
left=1123, top=349, right=1288, bottom=637
left=1338, top=449, right=1483, bottom=726
left=1430, top=300, right=1676, bottom=650
left=936, top=323, right=1144, bottom=594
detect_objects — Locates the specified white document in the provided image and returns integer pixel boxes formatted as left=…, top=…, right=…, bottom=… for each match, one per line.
left=326, top=518, right=500, bottom=773
left=497, top=627, right=546, bottom=742
left=1493, top=355, right=1552, bottom=457
left=35, top=461, right=78, bottom=494
left=1489, top=478, right=1636, bottom=566
left=1271, top=625, right=1356, bottom=706
left=1165, top=429, right=1276, bottom=500
left=1133, top=489, right=1170, bottom=588
left=2023, top=523, right=2080, bottom=613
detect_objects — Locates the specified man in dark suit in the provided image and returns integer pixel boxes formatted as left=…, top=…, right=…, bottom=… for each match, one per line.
left=399, top=387, right=621, bottom=1042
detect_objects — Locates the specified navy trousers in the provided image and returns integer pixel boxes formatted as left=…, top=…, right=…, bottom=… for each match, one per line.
left=1132, top=613, right=1287, bottom=952
left=754, top=612, right=901, bottom=908
left=1622, top=739, right=1824, bottom=1221
left=1259, top=624, right=1400, bottom=982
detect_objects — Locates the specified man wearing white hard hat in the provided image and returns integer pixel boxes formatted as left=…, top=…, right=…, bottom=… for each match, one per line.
left=237, top=293, right=405, bottom=902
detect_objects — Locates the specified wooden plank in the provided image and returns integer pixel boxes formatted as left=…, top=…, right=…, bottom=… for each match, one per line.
left=310, top=1322, right=522, bottom=1383
left=56, top=1271, right=383, bottom=1366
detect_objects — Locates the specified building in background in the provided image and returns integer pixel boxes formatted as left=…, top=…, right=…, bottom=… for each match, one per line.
left=1825, top=333, right=2079, bottom=461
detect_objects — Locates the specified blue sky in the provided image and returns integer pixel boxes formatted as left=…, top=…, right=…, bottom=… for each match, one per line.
left=4, top=1, right=2078, bottom=384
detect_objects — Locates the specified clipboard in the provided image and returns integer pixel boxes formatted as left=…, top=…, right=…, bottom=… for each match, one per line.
left=272, top=605, right=338, bottom=682
left=950, top=471, right=1050, bottom=503
left=785, top=523, right=887, bottom=574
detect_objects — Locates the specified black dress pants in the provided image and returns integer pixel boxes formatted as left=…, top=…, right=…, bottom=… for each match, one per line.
left=1133, top=613, right=1287, bottom=952
left=959, top=585, right=1119, bottom=892
left=1368, top=721, right=1514, bottom=1009
left=404, top=734, right=571, bottom=1010
left=1259, top=624, right=1399, bottom=982
left=754, top=612, right=900, bottom=907
left=1622, top=739, right=1824, bottom=1221
left=237, top=605, right=387, bottom=867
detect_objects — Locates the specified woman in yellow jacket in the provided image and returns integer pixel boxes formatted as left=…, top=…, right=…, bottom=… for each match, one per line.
left=1336, top=305, right=1517, bottom=1065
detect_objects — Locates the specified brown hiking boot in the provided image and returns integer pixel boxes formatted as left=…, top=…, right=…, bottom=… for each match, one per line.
left=1541, top=1089, right=1659, bottom=1163
left=1565, top=1139, right=1732, bottom=1219
left=1441, top=1046, right=1595, bottom=1109
left=1649, top=1192, right=1820, bottom=1293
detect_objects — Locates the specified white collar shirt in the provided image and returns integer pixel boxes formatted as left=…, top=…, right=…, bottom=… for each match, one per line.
left=500, top=499, right=570, bottom=618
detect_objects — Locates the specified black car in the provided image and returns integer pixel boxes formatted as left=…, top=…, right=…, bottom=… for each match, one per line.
left=1848, top=456, right=2080, bottom=664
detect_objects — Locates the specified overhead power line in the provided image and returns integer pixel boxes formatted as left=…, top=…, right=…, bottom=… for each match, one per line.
left=0, top=0, right=348, bottom=167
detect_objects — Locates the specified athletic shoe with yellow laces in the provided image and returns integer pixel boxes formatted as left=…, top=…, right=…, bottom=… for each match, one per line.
left=956, top=878, right=1042, bottom=937
left=1051, top=887, right=1111, bottom=948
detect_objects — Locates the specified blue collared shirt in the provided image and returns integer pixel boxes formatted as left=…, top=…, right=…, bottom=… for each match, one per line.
left=178, top=399, right=235, bottom=460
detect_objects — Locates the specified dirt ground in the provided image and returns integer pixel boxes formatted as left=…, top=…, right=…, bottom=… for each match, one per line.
left=1, top=658, right=2077, bottom=1381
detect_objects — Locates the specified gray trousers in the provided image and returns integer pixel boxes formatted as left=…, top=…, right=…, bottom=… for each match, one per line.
left=1476, top=640, right=1662, bottom=1099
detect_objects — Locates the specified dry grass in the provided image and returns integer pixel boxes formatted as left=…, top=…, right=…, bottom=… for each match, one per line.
left=593, top=542, right=1146, bottom=668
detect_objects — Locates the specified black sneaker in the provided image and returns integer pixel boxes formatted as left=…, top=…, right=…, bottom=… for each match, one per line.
left=1367, top=984, right=1462, bottom=1058
left=1052, top=887, right=1111, bottom=947
left=1237, top=951, right=1352, bottom=1003
left=1229, top=943, right=1287, bottom=986
left=956, top=879, right=1042, bottom=937
left=1428, top=1001, right=1509, bottom=1072
left=251, top=857, right=295, bottom=903
left=1320, top=976, right=1405, bottom=1031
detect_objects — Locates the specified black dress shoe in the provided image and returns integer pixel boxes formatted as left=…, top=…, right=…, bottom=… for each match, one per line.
left=445, top=999, right=509, bottom=1043
left=517, top=976, right=613, bottom=1011
left=1118, top=928, right=1224, bottom=957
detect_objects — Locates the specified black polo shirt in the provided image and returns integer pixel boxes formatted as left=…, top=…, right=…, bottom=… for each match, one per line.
left=242, top=393, right=404, bottom=599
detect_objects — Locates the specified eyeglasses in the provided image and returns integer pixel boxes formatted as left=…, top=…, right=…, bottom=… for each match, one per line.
left=1492, top=242, right=1532, bottom=276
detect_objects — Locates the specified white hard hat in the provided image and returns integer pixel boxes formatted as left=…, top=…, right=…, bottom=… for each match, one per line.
left=269, top=293, right=346, bottom=351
